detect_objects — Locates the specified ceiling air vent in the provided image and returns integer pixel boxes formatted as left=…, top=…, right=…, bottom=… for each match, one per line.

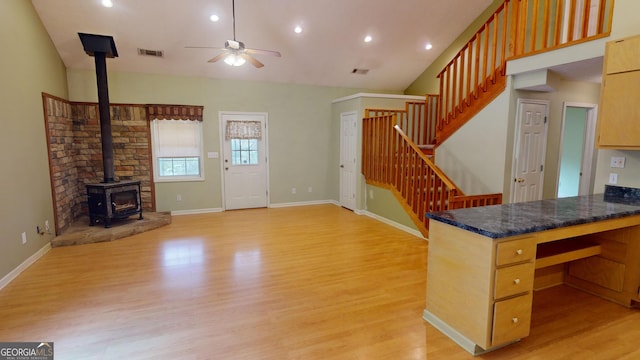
left=352, top=68, right=369, bottom=75
left=137, top=48, right=164, bottom=58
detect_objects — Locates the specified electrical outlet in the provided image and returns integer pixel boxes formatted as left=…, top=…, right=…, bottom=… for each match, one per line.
left=45, top=220, right=50, bottom=231
left=291, top=187, right=297, bottom=194
left=308, top=187, right=312, bottom=193
left=610, top=156, right=626, bottom=168
left=176, top=194, right=182, bottom=201
left=609, top=173, right=618, bottom=184
left=36, top=226, right=41, bottom=234
left=21, top=232, right=27, bottom=244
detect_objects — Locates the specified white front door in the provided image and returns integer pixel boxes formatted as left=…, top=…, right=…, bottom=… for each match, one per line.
left=220, top=112, right=269, bottom=210
left=339, top=112, right=357, bottom=210
left=511, top=100, right=549, bottom=203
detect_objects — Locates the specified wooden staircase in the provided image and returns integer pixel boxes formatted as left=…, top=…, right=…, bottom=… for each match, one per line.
left=361, top=0, right=614, bottom=237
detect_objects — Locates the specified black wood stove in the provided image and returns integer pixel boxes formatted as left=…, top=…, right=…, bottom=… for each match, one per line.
left=80, top=33, right=143, bottom=228
left=87, top=181, right=143, bottom=228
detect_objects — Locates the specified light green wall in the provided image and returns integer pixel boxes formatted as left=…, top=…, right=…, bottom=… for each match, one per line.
left=404, top=0, right=504, bottom=95
left=0, top=1, right=68, bottom=280
left=364, top=185, right=417, bottom=230
left=68, top=69, right=375, bottom=211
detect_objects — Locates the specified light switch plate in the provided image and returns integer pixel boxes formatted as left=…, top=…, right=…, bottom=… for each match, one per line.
left=207, top=152, right=219, bottom=159
left=609, top=173, right=618, bottom=184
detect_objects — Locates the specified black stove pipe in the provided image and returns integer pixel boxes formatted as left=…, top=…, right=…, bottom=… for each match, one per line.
left=94, top=52, right=115, bottom=183
left=78, top=33, right=119, bottom=183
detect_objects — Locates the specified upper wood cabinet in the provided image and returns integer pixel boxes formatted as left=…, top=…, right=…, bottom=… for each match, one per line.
left=605, top=36, right=640, bottom=74
left=597, top=35, right=640, bottom=149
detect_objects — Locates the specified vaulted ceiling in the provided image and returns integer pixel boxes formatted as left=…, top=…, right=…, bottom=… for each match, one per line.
left=32, top=0, right=494, bottom=91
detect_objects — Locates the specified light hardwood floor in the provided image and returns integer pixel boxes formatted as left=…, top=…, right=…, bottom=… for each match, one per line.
left=1, top=205, right=639, bottom=359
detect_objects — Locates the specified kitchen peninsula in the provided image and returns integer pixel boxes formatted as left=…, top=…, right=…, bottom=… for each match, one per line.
left=423, top=185, right=640, bottom=355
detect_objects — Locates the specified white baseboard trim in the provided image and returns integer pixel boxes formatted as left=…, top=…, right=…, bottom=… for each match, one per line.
left=269, top=200, right=338, bottom=208
left=171, top=208, right=224, bottom=216
left=360, top=210, right=426, bottom=239
left=0, top=243, right=51, bottom=291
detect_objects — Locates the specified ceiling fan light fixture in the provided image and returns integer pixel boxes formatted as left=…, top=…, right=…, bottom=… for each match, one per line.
left=224, top=53, right=246, bottom=66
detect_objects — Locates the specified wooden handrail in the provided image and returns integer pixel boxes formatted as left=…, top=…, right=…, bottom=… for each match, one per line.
left=435, top=0, right=614, bottom=145
left=362, top=114, right=502, bottom=236
left=393, top=125, right=457, bottom=191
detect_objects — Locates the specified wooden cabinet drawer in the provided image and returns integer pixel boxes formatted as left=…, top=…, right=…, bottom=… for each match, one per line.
left=496, top=238, right=535, bottom=266
left=492, top=293, right=533, bottom=346
left=495, top=262, right=534, bottom=299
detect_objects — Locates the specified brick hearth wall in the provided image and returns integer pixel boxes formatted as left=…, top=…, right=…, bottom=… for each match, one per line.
left=44, top=95, right=81, bottom=234
left=72, top=103, right=153, bottom=214
left=43, top=94, right=154, bottom=235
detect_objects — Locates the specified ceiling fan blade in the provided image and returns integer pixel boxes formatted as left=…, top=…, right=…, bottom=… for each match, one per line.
left=245, top=48, right=282, bottom=57
left=208, top=53, right=228, bottom=63
left=242, top=54, right=264, bottom=68
left=185, top=46, right=224, bottom=50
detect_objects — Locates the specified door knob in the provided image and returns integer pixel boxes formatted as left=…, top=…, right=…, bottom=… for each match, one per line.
left=340, top=165, right=344, bottom=168
left=225, top=167, right=228, bottom=171
left=515, top=178, right=525, bottom=183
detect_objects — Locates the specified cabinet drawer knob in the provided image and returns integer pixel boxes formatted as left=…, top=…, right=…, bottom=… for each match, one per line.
left=516, top=249, right=523, bottom=255
left=512, top=317, right=519, bottom=324
left=513, top=278, right=520, bottom=285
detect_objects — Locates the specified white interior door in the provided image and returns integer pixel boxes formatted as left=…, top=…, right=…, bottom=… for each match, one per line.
left=339, top=112, right=357, bottom=210
left=220, top=112, right=269, bottom=210
left=511, top=100, right=549, bottom=203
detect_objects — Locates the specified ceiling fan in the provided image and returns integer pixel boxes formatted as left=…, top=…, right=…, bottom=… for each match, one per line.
left=186, top=0, right=281, bottom=68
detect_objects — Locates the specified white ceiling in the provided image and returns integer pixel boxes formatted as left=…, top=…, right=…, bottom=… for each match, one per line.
left=31, top=0, right=495, bottom=91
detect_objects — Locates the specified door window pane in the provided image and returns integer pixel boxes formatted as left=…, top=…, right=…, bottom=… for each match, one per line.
left=231, top=139, right=259, bottom=165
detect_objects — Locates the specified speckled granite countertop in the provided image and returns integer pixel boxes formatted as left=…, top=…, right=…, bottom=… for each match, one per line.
left=426, top=185, right=640, bottom=239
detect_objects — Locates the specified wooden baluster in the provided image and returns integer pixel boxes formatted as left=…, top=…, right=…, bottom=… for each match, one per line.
left=491, top=12, right=499, bottom=83
left=451, top=59, right=458, bottom=118
left=553, top=0, right=564, bottom=46
left=474, top=34, right=481, bottom=98
left=542, top=0, right=551, bottom=49
left=567, top=0, right=576, bottom=42
left=500, top=2, right=509, bottom=75
left=444, top=67, right=451, bottom=124
left=465, top=44, right=473, bottom=106
left=517, top=0, right=528, bottom=54
left=482, top=23, right=489, bottom=91
left=581, top=0, right=592, bottom=38
left=458, top=51, right=465, bottom=113
left=530, top=0, right=539, bottom=52
left=596, top=0, right=606, bottom=34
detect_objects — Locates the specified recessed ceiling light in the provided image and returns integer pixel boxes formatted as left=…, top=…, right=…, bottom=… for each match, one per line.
left=101, top=0, right=113, bottom=8
left=210, top=14, right=220, bottom=22
left=364, top=35, right=372, bottom=43
left=425, top=43, right=433, bottom=50
left=294, top=26, right=303, bottom=34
